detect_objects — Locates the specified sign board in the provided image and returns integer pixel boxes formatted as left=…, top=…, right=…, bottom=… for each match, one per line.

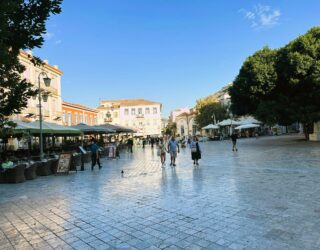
left=79, top=146, right=87, bottom=154
left=56, top=153, right=71, bottom=175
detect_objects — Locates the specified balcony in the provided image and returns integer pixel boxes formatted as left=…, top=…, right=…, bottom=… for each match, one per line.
left=136, top=114, right=144, bottom=118
left=104, top=118, right=112, bottom=123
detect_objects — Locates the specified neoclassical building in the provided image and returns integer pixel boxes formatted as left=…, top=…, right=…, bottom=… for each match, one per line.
left=10, top=51, right=63, bottom=124
left=97, top=99, right=162, bottom=136
left=175, top=108, right=198, bottom=137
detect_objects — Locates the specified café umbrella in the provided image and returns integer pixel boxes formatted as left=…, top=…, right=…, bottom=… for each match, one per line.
left=235, top=124, right=260, bottom=130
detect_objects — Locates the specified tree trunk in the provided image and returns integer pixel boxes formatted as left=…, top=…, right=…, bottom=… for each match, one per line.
left=303, top=123, right=313, bottom=140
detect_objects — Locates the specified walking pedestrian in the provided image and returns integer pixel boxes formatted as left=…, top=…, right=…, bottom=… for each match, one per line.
left=190, top=136, right=201, bottom=166
left=91, top=138, right=102, bottom=170
left=231, top=132, right=238, bottom=151
left=168, top=136, right=180, bottom=167
left=127, top=138, right=133, bottom=153
left=158, top=139, right=168, bottom=166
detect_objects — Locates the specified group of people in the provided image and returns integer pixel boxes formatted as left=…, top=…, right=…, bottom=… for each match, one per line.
left=157, top=136, right=202, bottom=167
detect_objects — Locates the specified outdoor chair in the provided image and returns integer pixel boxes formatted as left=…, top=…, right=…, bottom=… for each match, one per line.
left=4, top=164, right=26, bottom=183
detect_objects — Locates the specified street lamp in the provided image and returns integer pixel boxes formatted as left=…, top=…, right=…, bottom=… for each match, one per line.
left=38, top=72, right=51, bottom=160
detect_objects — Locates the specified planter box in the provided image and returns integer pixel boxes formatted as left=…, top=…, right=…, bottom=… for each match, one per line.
left=36, top=161, right=52, bottom=176
left=24, top=163, right=38, bottom=180
left=3, top=164, right=26, bottom=183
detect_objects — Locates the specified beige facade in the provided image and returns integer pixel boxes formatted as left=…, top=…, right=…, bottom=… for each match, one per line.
left=11, top=51, right=63, bottom=124
left=97, top=99, right=162, bottom=136
left=175, top=109, right=198, bottom=137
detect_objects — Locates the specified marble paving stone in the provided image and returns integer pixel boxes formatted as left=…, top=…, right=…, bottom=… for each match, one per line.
left=0, top=135, right=320, bottom=249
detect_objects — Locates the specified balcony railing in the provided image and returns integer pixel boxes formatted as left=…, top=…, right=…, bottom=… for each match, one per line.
left=136, top=114, right=144, bottom=118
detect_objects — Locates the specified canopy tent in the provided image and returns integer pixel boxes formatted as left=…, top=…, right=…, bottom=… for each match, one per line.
left=71, top=123, right=115, bottom=134
left=235, top=124, right=260, bottom=130
left=5, top=120, right=52, bottom=134
left=238, top=116, right=262, bottom=125
left=97, top=124, right=136, bottom=133
left=217, top=119, right=241, bottom=126
left=202, top=124, right=219, bottom=130
left=29, top=121, right=82, bottom=135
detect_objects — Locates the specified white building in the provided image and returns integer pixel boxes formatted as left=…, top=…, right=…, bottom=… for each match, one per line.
left=10, top=51, right=63, bottom=124
left=97, top=99, right=162, bottom=136
left=175, top=108, right=198, bottom=137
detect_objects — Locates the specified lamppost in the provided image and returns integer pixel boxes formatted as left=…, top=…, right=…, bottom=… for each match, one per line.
left=38, top=72, right=51, bottom=160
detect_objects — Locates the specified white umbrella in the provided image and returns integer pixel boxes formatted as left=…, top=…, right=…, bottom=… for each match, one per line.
left=217, top=119, right=241, bottom=126
left=202, top=124, right=219, bottom=129
left=238, top=116, right=262, bottom=125
left=235, top=124, right=260, bottom=130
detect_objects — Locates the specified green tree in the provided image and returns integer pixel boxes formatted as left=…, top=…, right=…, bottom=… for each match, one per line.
left=195, top=102, right=228, bottom=129
left=229, top=27, right=320, bottom=139
left=163, top=122, right=177, bottom=136
left=229, top=47, right=278, bottom=118
left=0, top=0, right=62, bottom=130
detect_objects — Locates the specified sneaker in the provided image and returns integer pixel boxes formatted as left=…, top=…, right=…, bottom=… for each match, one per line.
left=170, top=163, right=173, bottom=166
left=173, top=164, right=176, bottom=167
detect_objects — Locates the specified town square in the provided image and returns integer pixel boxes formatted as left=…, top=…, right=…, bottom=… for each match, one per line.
left=1, top=1, right=320, bottom=250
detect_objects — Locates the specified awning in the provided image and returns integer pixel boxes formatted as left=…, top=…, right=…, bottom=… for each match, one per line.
left=71, top=123, right=115, bottom=134
left=97, top=124, right=136, bottom=133
left=29, top=121, right=83, bottom=135
left=238, top=116, right=262, bottom=125
left=235, top=123, right=260, bottom=130
left=202, top=124, right=219, bottom=130
left=217, top=119, right=241, bottom=126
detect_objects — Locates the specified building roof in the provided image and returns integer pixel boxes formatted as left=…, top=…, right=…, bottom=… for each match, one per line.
left=62, top=101, right=99, bottom=113
left=99, top=99, right=162, bottom=107
left=19, top=51, right=63, bottom=75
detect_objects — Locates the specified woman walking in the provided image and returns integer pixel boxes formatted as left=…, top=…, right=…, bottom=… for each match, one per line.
left=158, top=139, right=168, bottom=166
left=190, top=136, right=201, bottom=166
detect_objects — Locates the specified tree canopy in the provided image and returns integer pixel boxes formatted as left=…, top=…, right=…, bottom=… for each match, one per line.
left=195, top=101, right=228, bottom=129
left=0, top=0, right=62, bottom=129
left=229, top=27, right=320, bottom=137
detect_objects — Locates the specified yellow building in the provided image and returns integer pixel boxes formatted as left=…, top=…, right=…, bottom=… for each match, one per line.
left=10, top=51, right=63, bottom=124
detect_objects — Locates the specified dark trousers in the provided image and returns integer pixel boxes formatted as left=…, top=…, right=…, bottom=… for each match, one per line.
left=91, top=153, right=101, bottom=169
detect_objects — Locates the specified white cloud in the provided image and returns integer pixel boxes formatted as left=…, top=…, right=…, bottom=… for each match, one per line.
left=55, top=40, right=62, bottom=45
left=240, top=4, right=281, bottom=29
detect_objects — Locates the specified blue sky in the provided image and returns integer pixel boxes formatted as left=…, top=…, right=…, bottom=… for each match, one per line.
left=34, top=0, right=320, bottom=116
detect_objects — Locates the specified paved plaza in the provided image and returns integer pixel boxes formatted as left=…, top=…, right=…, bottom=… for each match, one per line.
left=1, top=135, right=320, bottom=250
